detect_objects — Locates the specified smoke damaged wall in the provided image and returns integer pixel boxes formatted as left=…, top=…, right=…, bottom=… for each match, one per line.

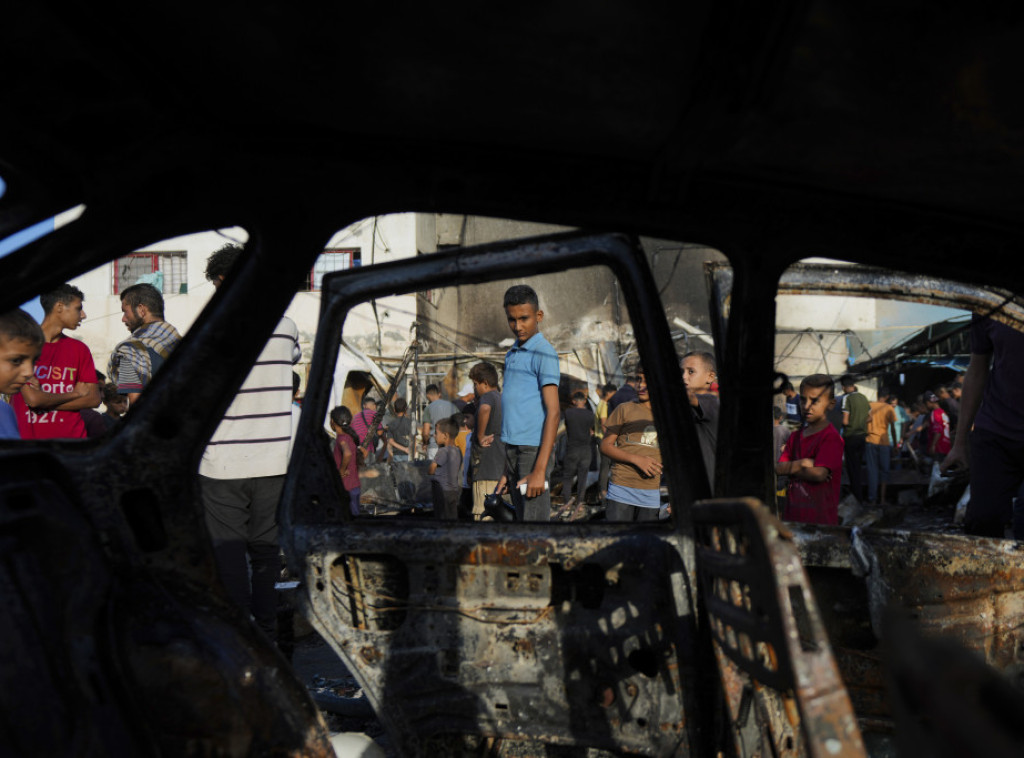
left=415, top=215, right=623, bottom=354
left=414, top=215, right=727, bottom=358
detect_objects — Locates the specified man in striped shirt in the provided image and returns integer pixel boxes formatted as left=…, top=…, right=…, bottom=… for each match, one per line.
left=199, top=244, right=301, bottom=643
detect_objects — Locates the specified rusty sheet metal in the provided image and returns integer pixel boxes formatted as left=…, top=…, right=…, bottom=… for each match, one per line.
left=694, top=498, right=866, bottom=758
left=792, top=525, right=1024, bottom=729
left=292, top=522, right=698, bottom=756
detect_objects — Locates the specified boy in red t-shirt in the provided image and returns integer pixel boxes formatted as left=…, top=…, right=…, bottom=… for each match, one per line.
left=11, top=284, right=100, bottom=439
left=775, top=374, right=845, bottom=525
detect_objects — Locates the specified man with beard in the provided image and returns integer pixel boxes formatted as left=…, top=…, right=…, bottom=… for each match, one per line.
left=108, top=282, right=182, bottom=406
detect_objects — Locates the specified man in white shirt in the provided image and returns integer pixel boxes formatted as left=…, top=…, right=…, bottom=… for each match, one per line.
left=200, top=244, right=300, bottom=642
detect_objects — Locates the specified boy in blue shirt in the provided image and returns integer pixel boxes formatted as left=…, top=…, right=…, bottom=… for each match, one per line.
left=498, top=285, right=561, bottom=521
left=0, top=310, right=44, bottom=440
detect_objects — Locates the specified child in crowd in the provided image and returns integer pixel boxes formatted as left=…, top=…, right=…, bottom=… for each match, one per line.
left=330, top=406, right=362, bottom=515
left=925, top=391, right=952, bottom=459
left=385, top=397, right=412, bottom=461
left=681, top=351, right=718, bottom=493
left=780, top=380, right=802, bottom=429
left=430, top=418, right=462, bottom=520
left=0, top=310, right=44, bottom=440
left=600, top=367, right=663, bottom=521
left=101, top=382, right=128, bottom=430
left=775, top=374, right=844, bottom=525
left=470, top=361, right=504, bottom=520
left=452, top=412, right=470, bottom=457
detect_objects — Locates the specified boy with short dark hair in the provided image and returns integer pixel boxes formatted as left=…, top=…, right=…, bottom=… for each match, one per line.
left=385, top=397, right=413, bottom=461
left=600, top=368, right=662, bottom=521
left=430, top=418, right=462, bottom=520
left=780, top=380, right=801, bottom=429
left=681, top=350, right=718, bottom=492
left=469, top=361, right=504, bottom=519
left=11, top=283, right=101, bottom=439
left=499, top=285, right=560, bottom=521
left=776, top=374, right=845, bottom=525
left=0, top=310, right=44, bottom=440
left=100, top=382, right=128, bottom=431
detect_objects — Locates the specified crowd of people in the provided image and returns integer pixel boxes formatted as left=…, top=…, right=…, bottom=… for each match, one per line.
left=0, top=244, right=297, bottom=644
left=328, top=284, right=722, bottom=524
left=8, top=266, right=1019, bottom=636
left=0, top=279, right=182, bottom=441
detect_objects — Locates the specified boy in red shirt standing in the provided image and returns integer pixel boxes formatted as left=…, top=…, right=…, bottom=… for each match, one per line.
left=11, top=284, right=100, bottom=439
left=775, top=374, right=844, bottom=525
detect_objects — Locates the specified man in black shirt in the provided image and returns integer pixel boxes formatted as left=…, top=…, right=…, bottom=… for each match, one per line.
left=561, top=391, right=595, bottom=507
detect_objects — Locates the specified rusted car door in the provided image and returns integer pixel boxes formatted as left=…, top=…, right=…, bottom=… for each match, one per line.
left=282, top=232, right=715, bottom=756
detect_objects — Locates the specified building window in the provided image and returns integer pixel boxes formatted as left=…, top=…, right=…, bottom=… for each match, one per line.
left=307, top=248, right=360, bottom=291
left=113, top=251, right=188, bottom=294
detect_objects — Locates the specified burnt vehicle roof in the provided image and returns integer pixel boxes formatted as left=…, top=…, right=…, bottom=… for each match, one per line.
left=3, top=2, right=1024, bottom=293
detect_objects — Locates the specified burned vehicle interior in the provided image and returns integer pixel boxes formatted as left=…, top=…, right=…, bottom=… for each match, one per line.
left=5, top=2, right=1024, bottom=756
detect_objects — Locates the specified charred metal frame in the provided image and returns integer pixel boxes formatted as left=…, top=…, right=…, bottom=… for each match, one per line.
left=694, top=499, right=865, bottom=758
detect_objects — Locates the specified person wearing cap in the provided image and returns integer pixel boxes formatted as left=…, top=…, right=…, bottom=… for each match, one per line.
left=454, top=379, right=477, bottom=415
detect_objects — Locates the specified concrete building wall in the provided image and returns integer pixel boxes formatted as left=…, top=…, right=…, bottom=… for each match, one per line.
left=62, top=210, right=725, bottom=409
left=69, top=214, right=420, bottom=388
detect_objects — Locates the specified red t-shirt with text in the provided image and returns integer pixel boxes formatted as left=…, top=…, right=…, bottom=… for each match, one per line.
left=780, top=424, right=844, bottom=525
left=11, top=335, right=98, bottom=439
